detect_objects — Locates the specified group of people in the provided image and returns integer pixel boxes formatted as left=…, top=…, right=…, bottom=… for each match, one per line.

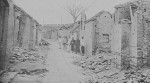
left=58, top=36, right=85, bottom=55
left=70, top=37, right=80, bottom=54
left=58, top=36, right=68, bottom=50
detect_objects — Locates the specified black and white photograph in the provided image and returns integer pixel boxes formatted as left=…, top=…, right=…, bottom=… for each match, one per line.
left=1, top=0, right=150, bottom=83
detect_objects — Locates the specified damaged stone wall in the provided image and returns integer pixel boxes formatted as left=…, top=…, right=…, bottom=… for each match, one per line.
left=13, top=5, right=40, bottom=50
left=141, top=0, right=150, bottom=67
left=17, top=15, right=26, bottom=47
left=94, top=12, right=114, bottom=53
left=113, top=0, right=150, bottom=69
left=131, top=0, right=150, bottom=68
left=0, top=0, right=40, bottom=70
left=146, top=22, right=150, bottom=66
left=29, top=19, right=37, bottom=49
left=0, top=0, right=41, bottom=71
left=135, top=9, right=145, bottom=68
left=13, top=8, right=20, bottom=46
left=84, top=21, right=94, bottom=56
left=13, top=6, right=26, bottom=47
left=120, top=19, right=132, bottom=69
left=114, top=4, right=133, bottom=69
left=119, top=7, right=131, bottom=21
left=22, top=17, right=31, bottom=49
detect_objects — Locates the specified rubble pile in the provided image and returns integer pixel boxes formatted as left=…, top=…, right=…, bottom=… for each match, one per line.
left=73, top=53, right=150, bottom=83
left=9, top=47, right=41, bottom=64
left=0, top=46, right=49, bottom=83
left=8, top=46, right=48, bottom=72
left=73, top=53, right=119, bottom=82
left=73, top=53, right=116, bottom=74
left=18, top=68, right=48, bottom=75
left=39, top=39, right=50, bottom=46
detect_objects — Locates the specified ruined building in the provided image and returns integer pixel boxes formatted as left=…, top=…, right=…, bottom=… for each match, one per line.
left=0, top=0, right=41, bottom=70
left=42, top=24, right=72, bottom=40
left=13, top=5, right=40, bottom=49
left=80, top=11, right=114, bottom=56
left=78, top=0, right=150, bottom=69
left=113, top=0, right=150, bottom=69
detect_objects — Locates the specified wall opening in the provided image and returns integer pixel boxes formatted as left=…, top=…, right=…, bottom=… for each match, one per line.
left=102, top=34, right=109, bottom=43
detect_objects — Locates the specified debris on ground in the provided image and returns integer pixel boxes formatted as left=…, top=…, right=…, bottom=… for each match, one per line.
left=0, top=43, right=49, bottom=83
left=73, top=53, right=116, bottom=74
left=10, top=46, right=41, bottom=64
left=11, top=74, right=42, bottom=83
left=73, top=52, right=150, bottom=83
left=39, top=39, right=50, bottom=46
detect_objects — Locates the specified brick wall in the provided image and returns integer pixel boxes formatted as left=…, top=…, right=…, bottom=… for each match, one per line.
left=95, top=12, right=114, bottom=52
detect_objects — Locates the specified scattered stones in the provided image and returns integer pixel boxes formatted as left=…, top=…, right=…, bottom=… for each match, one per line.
left=73, top=53, right=150, bottom=83
left=0, top=45, right=49, bottom=83
left=39, top=39, right=50, bottom=46
left=10, top=47, right=41, bottom=64
left=73, top=53, right=116, bottom=74
left=18, top=69, right=48, bottom=75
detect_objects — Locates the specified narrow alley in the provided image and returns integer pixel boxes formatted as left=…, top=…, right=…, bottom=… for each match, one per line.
left=3, top=0, right=150, bottom=83
left=42, top=41, right=86, bottom=83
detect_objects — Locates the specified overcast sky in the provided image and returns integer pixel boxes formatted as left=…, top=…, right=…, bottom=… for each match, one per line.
left=13, top=0, right=131, bottom=25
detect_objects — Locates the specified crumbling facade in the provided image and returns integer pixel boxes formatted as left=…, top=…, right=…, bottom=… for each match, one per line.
left=0, top=0, right=41, bottom=70
left=94, top=11, right=114, bottom=53
left=113, top=0, right=150, bottom=69
left=78, top=0, right=150, bottom=69
left=81, top=11, right=114, bottom=56
left=13, top=5, right=40, bottom=49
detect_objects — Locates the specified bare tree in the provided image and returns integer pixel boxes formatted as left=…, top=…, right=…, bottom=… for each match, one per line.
left=65, top=4, right=87, bottom=23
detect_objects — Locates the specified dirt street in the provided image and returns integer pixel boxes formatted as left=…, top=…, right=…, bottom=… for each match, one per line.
left=42, top=41, right=86, bottom=83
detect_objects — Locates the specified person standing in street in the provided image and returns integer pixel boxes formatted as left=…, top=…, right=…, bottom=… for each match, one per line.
left=81, top=37, right=85, bottom=55
left=67, top=36, right=71, bottom=52
left=63, top=36, right=68, bottom=51
left=65, top=36, right=68, bottom=50
left=58, top=36, right=62, bottom=49
left=75, top=37, right=80, bottom=54
left=70, top=38, right=75, bottom=53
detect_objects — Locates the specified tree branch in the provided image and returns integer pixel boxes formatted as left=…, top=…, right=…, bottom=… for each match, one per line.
left=64, top=3, right=86, bottom=23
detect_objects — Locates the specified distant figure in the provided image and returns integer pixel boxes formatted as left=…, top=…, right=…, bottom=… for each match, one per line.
left=63, top=36, right=68, bottom=50
left=75, top=37, right=80, bottom=54
left=81, top=37, right=85, bottom=55
left=70, top=38, right=75, bottom=53
left=58, top=36, right=63, bottom=49
left=67, top=36, right=71, bottom=52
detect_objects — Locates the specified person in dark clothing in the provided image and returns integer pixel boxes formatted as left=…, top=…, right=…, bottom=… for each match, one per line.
left=81, top=37, right=85, bottom=55
left=63, top=36, right=68, bottom=50
left=81, top=46, right=85, bottom=54
left=70, top=38, right=75, bottom=52
left=75, top=38, right=80, bottom=54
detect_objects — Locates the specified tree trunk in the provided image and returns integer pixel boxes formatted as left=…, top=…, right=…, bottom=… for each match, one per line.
left=73, top=17, right=77, bottom=23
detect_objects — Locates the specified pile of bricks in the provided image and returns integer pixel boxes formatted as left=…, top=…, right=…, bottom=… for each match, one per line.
left=9, top=47, right=41, bottom=64
left=73, top=53, right=116, bottom=74
left=73, top=53, right=150, bottom=83
left=0, top=46, right=48, bottom=83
